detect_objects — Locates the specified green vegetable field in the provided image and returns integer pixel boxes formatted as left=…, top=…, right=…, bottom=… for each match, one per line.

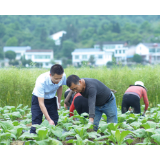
left=0, top=65, right=160, bottom=145
left=1, top=104, right=160, bottom=145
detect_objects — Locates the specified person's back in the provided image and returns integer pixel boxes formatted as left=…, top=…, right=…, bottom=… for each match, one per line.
left=125, top=86, right=146, bottom=99
left=81, top=78, right=111, bottom=106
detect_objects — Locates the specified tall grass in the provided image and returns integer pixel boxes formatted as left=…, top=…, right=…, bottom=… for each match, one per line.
left=0, top=65, right=160, bottom=108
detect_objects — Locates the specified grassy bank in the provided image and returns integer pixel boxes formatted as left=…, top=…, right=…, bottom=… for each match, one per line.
left=0, top=65, right=160, bottom=107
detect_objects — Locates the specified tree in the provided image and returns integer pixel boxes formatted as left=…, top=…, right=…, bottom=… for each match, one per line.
left=9, top=60, right=19, bottom=66
left=61, top=40, right=75, bottom=59
left=132, top=54, right=143, bottom=63
left=0, top=23, right=5, bottom=38
left=88, top=55, right=95, bottom=65
left=112, top=22, right=121, bottom=33
left=5, top=51, right=16, bottom=60
left=61, top=57, right=72, bottom=68
left=6, top=37, right=18, bottom=46
left=21, top=55, right=32, bottom=67
left=0, top=47, right=4, bottom=59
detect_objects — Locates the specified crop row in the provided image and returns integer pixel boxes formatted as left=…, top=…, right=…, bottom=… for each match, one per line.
left=1, top=103, right=160, bottom=145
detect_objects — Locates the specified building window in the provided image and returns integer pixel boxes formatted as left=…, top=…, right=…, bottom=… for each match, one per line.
left=115, top=50, right=117, bottom=54
left=119, top=50, right=121, bottom=54
left=123, top=50, right=125, bottom=54
left=104, top=45, right=115, bottom=49
left=98, top=55, right=103, bottom=59
left=27, top=55, right=32, bottom=59
left=149, top=48, right=156, bottom=53
left=157, top=48, right=160, bottom=52
left=34, top=55, right=51, bottom=59
left=95, top=45, right=100, bottom=49
left=16, top=53, right=21, bottom=57
left=75, top=55, right=79, bottom=59
left=45, top=63, right=49, bottom=66
left=82, top=55, right=87, bottom=59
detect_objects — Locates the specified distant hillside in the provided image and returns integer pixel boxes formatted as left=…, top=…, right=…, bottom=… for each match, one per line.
left=0, top=15, right=160, bottom=61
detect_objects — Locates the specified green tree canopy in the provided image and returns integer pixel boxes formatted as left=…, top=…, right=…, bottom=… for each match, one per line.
left=132, top=54, right=143, bottom=63
left=0, top=23, right=5, bottom=38
left=0, top=47, right=4, bottom=59
left=6, top=37, right=18, bottom=46
left=5, top=51, right=16, bottom=60
left=61, top=40, right=75, bottom=59
left=88, top=55, right=95, bottom=65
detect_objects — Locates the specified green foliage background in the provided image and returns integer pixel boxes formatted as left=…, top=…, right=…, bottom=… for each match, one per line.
left=0, top=65, right=160, bottom=107
left=1, top=15, right=160, bottom=60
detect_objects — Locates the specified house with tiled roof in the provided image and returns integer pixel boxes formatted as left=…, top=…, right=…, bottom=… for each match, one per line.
left=25, top=49, right=54, bottom=68
left=94, top=41, right=129, bottom=63
left=135, top=43, right=160, bottom=64
left=3, top=46, right=31, bottom=60
left=49, top=30, right=66, bottom=45
left=71, top=48, right=112, bottom=66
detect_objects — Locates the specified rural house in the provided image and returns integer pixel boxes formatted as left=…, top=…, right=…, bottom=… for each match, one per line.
left=49, top=30, right=66, bottom=45
left=71, top=48, right=112, bottom=66
left=94, top=41, right=129, bottom=64
left=135, top=43, right=160, bottom=64
left=25, top=49, right=54, bottom=68
left=3, top=46, right=31, bottom=60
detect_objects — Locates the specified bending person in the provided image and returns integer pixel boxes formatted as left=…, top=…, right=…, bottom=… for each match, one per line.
left=66, top=75, right=118, bottom=131
left=121, top=81, right=149, bottom=116
left=64, top=89, right=89, bottom=117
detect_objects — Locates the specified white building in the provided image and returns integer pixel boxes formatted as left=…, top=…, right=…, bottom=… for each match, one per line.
left=49, top=30, right=66, bottom=45
left=71, top=48, right=112, bottom=66
left=3, top=46, right=31, bottom=60
left=135, top=43, right=160, bottom=64
left=94, top=41, right=129, bottom=63
left=25, top=50, right=54, bottom=68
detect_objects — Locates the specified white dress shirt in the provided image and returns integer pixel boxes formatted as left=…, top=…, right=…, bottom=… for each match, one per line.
left=32, top=71, right=66, bottom=99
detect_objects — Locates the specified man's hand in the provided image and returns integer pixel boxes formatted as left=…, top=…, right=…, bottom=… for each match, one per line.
left=57, top=102, right=61, bottom=110
left=142, top=110, right=146, bottom=117
left=89, top=117, right=94, bottom=124
left=142, top=113, right=145, bottom=117
left=48, top=119, right=55, bottom=125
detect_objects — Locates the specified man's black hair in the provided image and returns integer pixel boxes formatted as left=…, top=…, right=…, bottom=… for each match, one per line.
left=66, top=75, right=80, bottom=87
left=50, top=64, right=64, bottom=76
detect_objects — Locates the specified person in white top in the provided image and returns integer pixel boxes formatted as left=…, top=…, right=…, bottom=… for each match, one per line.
left=30, top=64, right=66, bottom=134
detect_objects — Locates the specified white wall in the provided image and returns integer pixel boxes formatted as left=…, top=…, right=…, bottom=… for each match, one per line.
left=135, top=43, right=149, bottom=61
left=25, top=51, right=53, bottom=68
left=72, top=50, right=112, bottom=66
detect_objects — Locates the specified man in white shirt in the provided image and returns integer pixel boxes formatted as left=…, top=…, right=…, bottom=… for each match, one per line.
left=30, top=64, right=66, bottom=134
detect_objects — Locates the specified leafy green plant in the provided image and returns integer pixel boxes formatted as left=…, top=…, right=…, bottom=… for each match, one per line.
left=130, top=121, right=142, bottom=130
left=108, top=129, right=131, bottom=145
left=141, top=121, right=157, bottom=129
left=7, top=111, right=22, bottom=121
left=0, top=133, right=12, bottom=145
left=0, top=120, right=14, bottom=132
left=151, top=134, right=160, bottom=144
left=35, top=137, right=62, bottom=145
left=19, top=132, right=38, bottom=141
left=35, top=127, right=48, bottom=141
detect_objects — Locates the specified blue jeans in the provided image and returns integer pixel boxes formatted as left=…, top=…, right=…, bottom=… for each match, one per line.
left=93, top=92, right=118, bottom=131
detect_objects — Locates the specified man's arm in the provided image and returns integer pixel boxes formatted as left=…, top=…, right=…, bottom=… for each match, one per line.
left=64, top=90, right=74, bottom=107
left=143, top=89, right=149, bottom=115
left=57, top=85, right=63, bottom=109
left=38, top=97, right=55, bottom=125
left=87, top=88, right=97, bottom=123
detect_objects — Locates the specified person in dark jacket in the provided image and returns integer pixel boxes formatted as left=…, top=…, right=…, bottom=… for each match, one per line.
left=66, top=75, right=118, bottom=131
